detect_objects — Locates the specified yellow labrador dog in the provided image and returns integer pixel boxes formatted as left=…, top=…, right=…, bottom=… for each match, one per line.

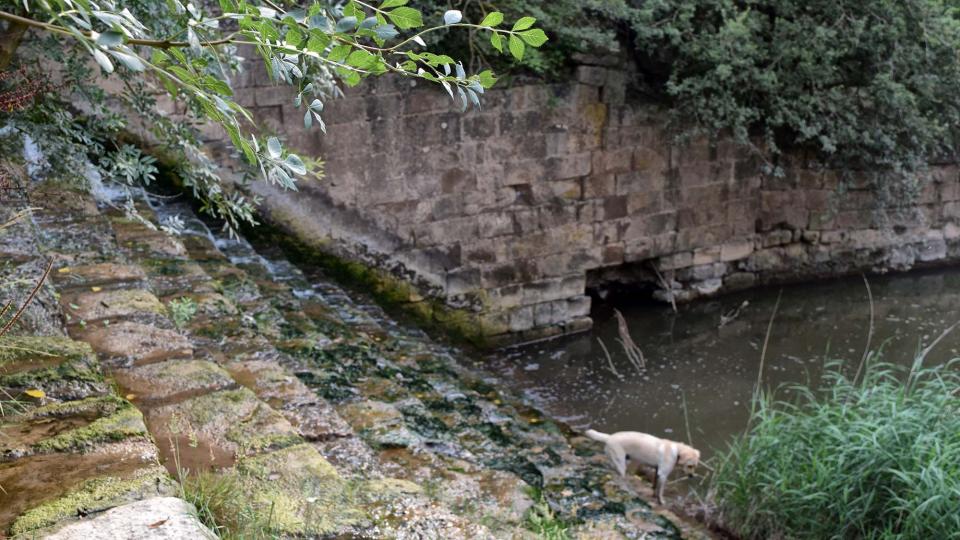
left=585, top=429, right=700, bottom=504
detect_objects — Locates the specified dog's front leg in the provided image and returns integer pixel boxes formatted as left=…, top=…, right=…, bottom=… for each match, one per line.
left=655, top=466, right=669, bottom=504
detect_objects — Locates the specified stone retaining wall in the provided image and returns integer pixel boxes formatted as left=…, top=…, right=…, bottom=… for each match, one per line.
left=202, top=55, right=960, bottom=345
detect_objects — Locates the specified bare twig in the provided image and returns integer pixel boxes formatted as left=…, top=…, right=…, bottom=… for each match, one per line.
left=719, top=300, right=749, bottom=328
left=649, top=262, right=677, bottom=313
left=597, top=337, right=623, bottom=380
left=614, top=308, right=645, bottom=373
left=0, top=260, right=52, bottom=338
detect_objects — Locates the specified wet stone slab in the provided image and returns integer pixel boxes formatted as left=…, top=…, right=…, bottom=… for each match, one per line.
left=0, top=395, right=148, bottom=460
left=224, top=359, right=354, bottom=440
left=112, top=221, right=189, bottom=259
left=42, top=496, right=216, bottom=540
left=73, top=321, right=192, bottom=366
left=145, top=387, right=302, bottom=473
left=337, top=400, right=423, bottom=449
left=0, top=336, right=108, bottom=402
left=1, top=445, right=173, bottom=537
left=60, top=289, right=166, bottom=324
left=50, top=263, right=147, bottom=291
left=112, top=359, right=236, bottom=407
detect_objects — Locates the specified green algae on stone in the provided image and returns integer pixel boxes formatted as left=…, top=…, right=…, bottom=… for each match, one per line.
left=9, top=465, right=175, bottom=537
left=0, top=336, right=105, bottom=399
left=1, top=395, right=148, bottom=457
left=147, top=388, right=302, bottom=463
left=0, top=336, right=94, bottom=366
left=34, top=406, right=147, bottom=454
left=229, top=443, right=366, bottom=536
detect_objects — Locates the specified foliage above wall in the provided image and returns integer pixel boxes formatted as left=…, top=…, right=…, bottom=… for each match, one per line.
left=0, top=0, right=545, bottom=234
left=425, top=0, right=960, bottom=194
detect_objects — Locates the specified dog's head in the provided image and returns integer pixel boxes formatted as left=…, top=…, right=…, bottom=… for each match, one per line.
left=676, top=444, right=701, bottom=477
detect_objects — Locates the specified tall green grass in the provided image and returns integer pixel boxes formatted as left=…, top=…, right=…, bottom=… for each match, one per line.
left=708, top=359, right=960, bottom=539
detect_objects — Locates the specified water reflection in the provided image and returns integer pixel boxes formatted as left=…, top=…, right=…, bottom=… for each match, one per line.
left=485, top=269, right=960, bottom=462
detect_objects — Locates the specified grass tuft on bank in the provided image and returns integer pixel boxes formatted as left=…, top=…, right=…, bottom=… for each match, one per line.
left=708, top=359, right=960, bottom=540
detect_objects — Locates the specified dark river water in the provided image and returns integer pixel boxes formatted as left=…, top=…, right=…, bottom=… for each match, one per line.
left=483, top=269, right=960, bottom=470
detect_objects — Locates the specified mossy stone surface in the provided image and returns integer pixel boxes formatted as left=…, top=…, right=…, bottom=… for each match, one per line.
left=112, top=359, right=234, bottom=404
left=229, top=443, right=365, bottom=536
left=2, top=395, right=147, bottom=458
left=61, top=289, right=166, bottom=323
left=0, top=336, right=107, bottom=401
left=147, top=388, right=302, bottom=463
left=9, top=464, right=176, bottom=537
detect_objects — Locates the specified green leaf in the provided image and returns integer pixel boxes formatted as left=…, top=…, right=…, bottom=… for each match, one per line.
left=306, top=32, right=331, bottom=53
left=490, top=32, right=503, bottom=53
left=267, top=137, right=282, bottom=159
left=204, top=75, right=233, bottom=96
left=346, top=49, right=377, bottom=69
left=479, top=11, right=503, bottom=28
left=519, top=28, right=548, bottom=47
left=286, top=26, right=303, bottom=47
left=478, top=69, right=498, bottom=89
left=512, top=16, right=536, bottom=31
left=343, top=1, right=363, bottom=19
left=328, top=44, right=351, bottom=63
left=96, top=30, right=124, bottom=47
left=508, top=34, right=524, bottom=61
left=338, top=68, right=362, bottom=86
left=168, top=66, right=197, bottom=84
left=239, top=138, right=256, bottom=165
left=379, top=0, right=407, bottom=8
left=387, top=6, right=422, bottom=29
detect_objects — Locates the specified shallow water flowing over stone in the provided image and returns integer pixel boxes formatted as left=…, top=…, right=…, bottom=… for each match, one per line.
left=485, top=269, right=960, bottom=498
left=0, top=177, right=715, bottom=538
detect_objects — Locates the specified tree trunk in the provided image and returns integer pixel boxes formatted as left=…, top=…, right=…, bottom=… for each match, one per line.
left=0, top=21, right=27, bottom=71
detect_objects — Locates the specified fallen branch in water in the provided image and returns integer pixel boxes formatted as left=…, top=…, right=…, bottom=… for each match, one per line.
left=615, top=308, right=645, bottom=373
left=597, top=337, right=623, bottom=380
left=649, top=262, right=677, bottom=314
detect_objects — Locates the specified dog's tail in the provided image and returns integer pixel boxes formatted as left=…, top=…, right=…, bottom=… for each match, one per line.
left=584, top=429, right=610, bottom=443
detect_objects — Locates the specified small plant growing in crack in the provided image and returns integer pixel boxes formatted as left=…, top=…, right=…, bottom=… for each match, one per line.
left=168, top=297, right=198, bottom=331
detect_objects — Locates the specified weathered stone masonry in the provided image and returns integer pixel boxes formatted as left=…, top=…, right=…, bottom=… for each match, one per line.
left=206, top=56, right=960, bottom=346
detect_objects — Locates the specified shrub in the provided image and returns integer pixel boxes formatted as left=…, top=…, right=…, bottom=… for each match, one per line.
left=425, top=0, right=960, bottom=197
left=709, top=359, right=960, bottom=539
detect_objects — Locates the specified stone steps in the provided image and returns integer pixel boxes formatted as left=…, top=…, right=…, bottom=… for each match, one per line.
left=33, top=188, right=495, bottom=537
left=196, top=210, right=705, bottom=537
left=0, top=185, right=212, bottom=539
left=7, top=177, right=709, bottom=538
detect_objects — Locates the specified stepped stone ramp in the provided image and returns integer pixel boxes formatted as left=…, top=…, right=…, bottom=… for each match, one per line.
left=184, top=202, right=709, bottom=538
left=10, top=175, right=708, bottom=538
left=31, top=187, right=498, bottom=538
left=0, top=181, right=211, bottom=539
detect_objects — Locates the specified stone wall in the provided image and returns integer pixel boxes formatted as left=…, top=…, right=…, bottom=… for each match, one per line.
left=203, top=55, right=960, bottom=346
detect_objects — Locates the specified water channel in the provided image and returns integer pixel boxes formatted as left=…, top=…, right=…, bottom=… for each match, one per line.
left=482, top=269, right=960, bottom=480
